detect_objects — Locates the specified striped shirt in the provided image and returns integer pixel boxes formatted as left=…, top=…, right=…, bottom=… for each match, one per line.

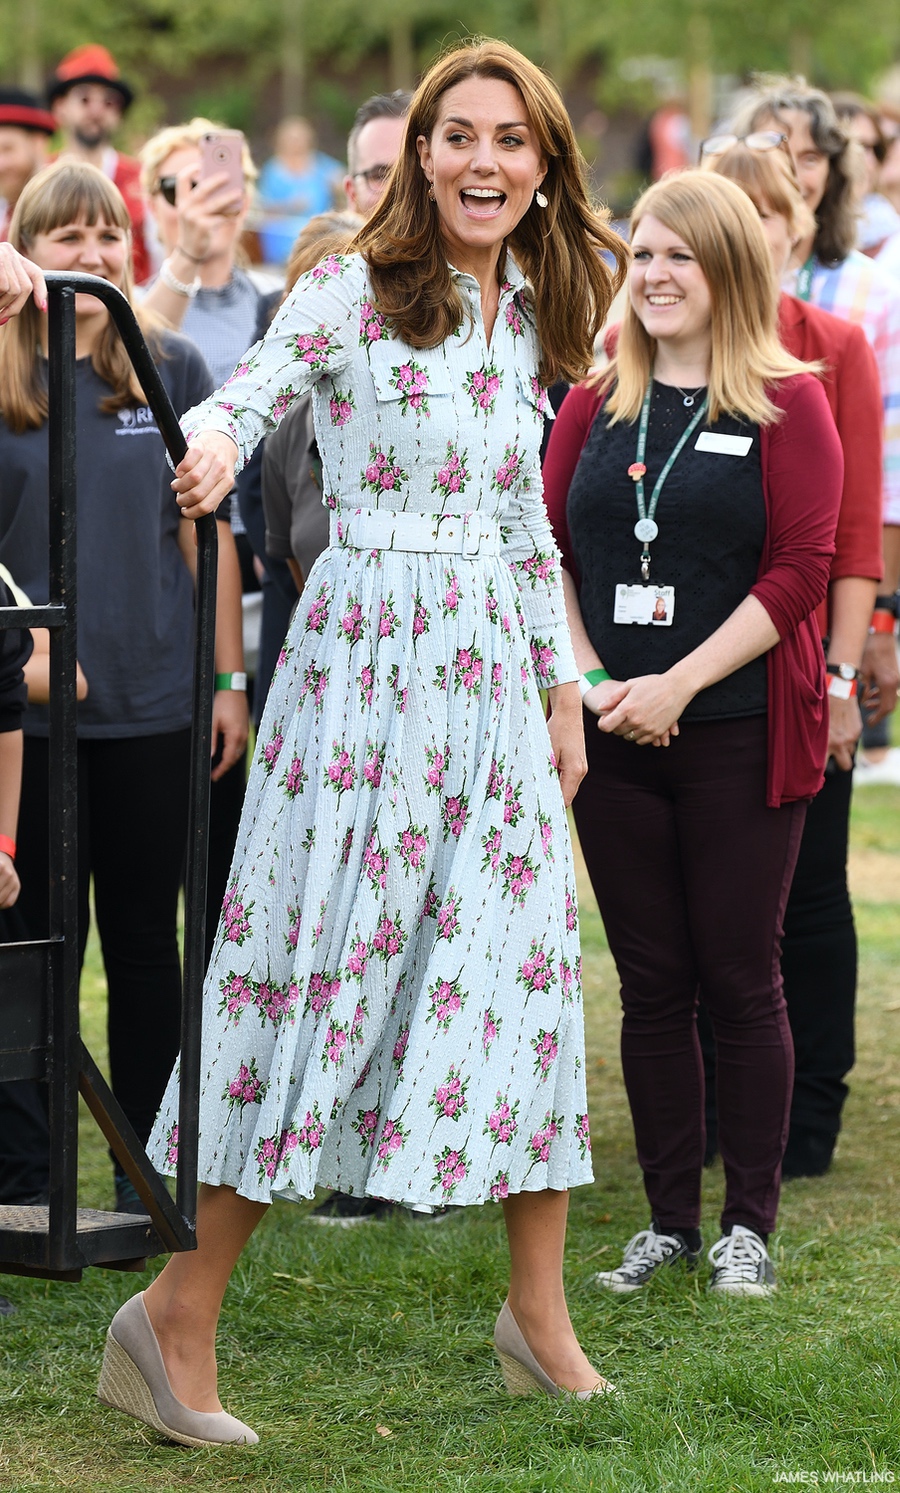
left=785, top=250, right=900, bottom=524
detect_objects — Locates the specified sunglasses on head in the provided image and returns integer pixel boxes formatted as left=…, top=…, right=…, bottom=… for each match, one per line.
left=698, top=130, right=789, bottom=163
left=154, top=176, right=198, bottom=207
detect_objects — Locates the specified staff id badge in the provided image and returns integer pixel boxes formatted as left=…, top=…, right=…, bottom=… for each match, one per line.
left=614, top=583, right=675, bottom=626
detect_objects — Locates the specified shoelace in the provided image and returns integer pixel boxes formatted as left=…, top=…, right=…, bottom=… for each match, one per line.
left=708, top=1230, right=767, bottom=1283
left=616, top=1228, right=681, bottom=1278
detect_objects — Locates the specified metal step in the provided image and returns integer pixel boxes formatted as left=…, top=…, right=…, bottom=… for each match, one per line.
left=0, top=1205, right=162, bottom=1281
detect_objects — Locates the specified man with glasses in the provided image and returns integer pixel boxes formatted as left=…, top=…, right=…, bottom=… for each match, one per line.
left=344, top=91, right=411, bottom=216
left=47, top=45, right=151, bottom=283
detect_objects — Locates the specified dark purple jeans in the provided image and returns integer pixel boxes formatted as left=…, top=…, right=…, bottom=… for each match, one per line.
left=573, top=713, right=806, bottom=1237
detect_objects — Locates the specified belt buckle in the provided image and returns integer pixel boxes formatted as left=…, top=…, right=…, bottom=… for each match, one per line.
left=462, top=512, right=481, bottom=557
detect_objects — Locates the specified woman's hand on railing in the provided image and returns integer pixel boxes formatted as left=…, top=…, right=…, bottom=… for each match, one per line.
left=0, top=243, right=47, bottom=324
left=172, top=432, right=239, bottom=520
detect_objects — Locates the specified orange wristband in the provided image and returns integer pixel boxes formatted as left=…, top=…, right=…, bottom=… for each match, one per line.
left=870, top=610, right=896, bottom=635
left=0, top=833, right=16, bottom=860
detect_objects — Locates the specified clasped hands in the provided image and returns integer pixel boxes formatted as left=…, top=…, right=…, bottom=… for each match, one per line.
left=582, top=672, right=694, bottom=747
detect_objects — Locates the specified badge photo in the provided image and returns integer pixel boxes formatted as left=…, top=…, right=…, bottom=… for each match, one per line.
left=613, top=584, right=675, bottom=627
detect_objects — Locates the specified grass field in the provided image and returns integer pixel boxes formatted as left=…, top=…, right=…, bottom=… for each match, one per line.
left=1, top=791, right=898, bottom=1492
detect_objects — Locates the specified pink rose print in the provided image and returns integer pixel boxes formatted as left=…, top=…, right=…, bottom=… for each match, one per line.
left=360, top=442, right=407, bottom=495
left=387, top=662, right=408, bottom=713
left=305, top=585, right=330, bottom=634
left=466, top=361, right=502, bottom=415
left=321, top=1020, right=350, bottom=1071
left=292, top=323, right=339, bottom=368
left=484, top=1091, right=519, bottom=1145
left=345, top=938, right=370, bottom=983
left=491, top=443, right=523, bottom=494
left=372, top=912, right=407, bottom=963
left=164, top=1121, right=179, bottom=1168
left=538, top=811, right=554, bottom=861
left=565, top=889, right=578, bottom=933
left=453, top=643, right=483, bottom=696
left=304, top=969, right=341, bottom=1019
left=378, top=595, right=399, bottom=639
left=531, top=1027, right=559, bottom=1082
left=284, top=905, right=302, bottom=953
left=433, top=662, right=448, bottom=692
left=255, top=1124, right=301, bottom=1182
left=375, top=1116, right=407, bottom=1171
left=329, top=388, right=355, bottom=426
left=357, top=661, right=374, bottom=707
left=490, top=662, right=503, bottom=704
left=258, top=723, right=284, bottom=776
left=575, top=1112, right=591, bottom=1161
left=430, top=1065, right=468, bottom=1122
left=222, top=361, right=249, bottom=386
left=412, top=591, right=430, bottom=641
left=363, top=832, right=389, bottom=890
left=311, top=899, right=326, bottom=945
left=487, top=756, right=506, bottom=801
left=489, top=1170, right=510, bottom=1202
left=325, top=740, right=357, bottom=796
left=530, top=636, right=559, bottom=688
left=559, top=956, right=575, bottom=1004
left=528, top=375, right=548, bottom=415
left=222, top=886, right=253, bottom=946
left=441, top=792, right=470, bottom=842
left=354, top=1107, right=380, bottom=1153
left=431, top=442, right=470, bottom=497
left=391, top=359, right=430, bottom=417
left=280, top=755, right=308, bottom=799
left=501, top=769, right=524, bottom=830
left=519, top=549, right=556, bottom=588
left=338, top=595, right=366, bottom=645
left=270, top=386, right=297, bottom=423
left=341, top=828, right=354, bottom=865
left=441, top=570, right=461, bottom=617
left=217, top=970, right=254, bottom=1024
left=223, top=1056, right=267, bottom=1111
left=501, top=850, right=539, bottom=906
left=433, top=1144, right=468, bottom=1198
left=436, top=888, right=462, bottom=942
left=518, top=940, right=558, bottom=997
left=480, top=827, right=503, bottom=876
left=426, top=975, right=466, bottom=1031
left=351, top=997, right=367, bottom=1045
left=485, top=579, right=500, bottom=623
left=275, top=642, right=293, bottom=671
left=424, top=743, right=450, bottom=795
left=392, top=1023, right=410, bottom=1074
left=364, top=741, right=385, bottom=789
left=505, top=299, right=524, bottom=338
left=419, top=880, right=440, bottom=922
left=353, top=1059, right=372, bottom=1092
left=359, top=298, right=387, bottom=345
left=528, top=1112, right=562, bottom=1166
left=311, top=252, right=346, bottom=283
left=397, top=822, right=429, bottom=874
left=300, top=662, right=329, bottom=710
left=296, top=1105, right=326, bottom=1154
left=254, top=979, right=299, bottom=1026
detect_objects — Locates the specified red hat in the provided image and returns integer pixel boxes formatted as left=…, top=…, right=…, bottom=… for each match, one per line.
left=0, top=87, right=56, bottom=135
left=47, top=45, right=134, bottom=111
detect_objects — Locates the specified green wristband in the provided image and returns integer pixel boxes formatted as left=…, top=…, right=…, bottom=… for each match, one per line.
left=215, top=671, right=247, bottom=691
left=578, top=667, right=610, bottom=699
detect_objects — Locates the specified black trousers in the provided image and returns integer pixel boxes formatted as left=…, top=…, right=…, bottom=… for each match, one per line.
left=701, top=763, right=856, bottom=1150
left=0, top=730, right=191, bottom=1198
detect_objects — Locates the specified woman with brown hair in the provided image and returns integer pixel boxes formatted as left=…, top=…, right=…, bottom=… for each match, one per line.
left=543, top=170, right=842, bottom=1298
left=0, top=161, right=246, bottom=1211
left=97, top=39, right=628, bottom=1446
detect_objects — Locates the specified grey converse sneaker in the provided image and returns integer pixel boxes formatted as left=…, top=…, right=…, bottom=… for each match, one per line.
left=592, top=1226, right=700, bottom=1293
left=708, top=1225, right=777, bottom=1296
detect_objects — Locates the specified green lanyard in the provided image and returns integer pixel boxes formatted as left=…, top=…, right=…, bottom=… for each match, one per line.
left=795, top=254, right=816, bottom=303
left=630, top=382, right=709, bottom=579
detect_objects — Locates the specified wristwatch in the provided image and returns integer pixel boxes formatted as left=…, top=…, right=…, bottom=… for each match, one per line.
left=825, top=662, right=859, bottom=700
left=215, top=671, right=247, bottom=691
left=873, top=591, right=900, bottom=618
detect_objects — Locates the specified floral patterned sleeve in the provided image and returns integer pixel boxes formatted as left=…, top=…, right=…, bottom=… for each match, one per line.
left=179, top=254, right=359, bottom=471
left=500, top=455, right=579, bottom=690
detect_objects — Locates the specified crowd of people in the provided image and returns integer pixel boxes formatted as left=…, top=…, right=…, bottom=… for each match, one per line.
left=0, top=34, right=898, bottom=1447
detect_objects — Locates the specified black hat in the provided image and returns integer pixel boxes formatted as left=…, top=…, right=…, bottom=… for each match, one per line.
left=0, top=87, right=57, bottom=135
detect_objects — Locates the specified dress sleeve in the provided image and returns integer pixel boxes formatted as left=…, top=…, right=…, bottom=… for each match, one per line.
left=751, top=376, right=843, bottom=636
left=500, top=459, right=578, bottom=689
left=179, top=259, right=358, bottom=471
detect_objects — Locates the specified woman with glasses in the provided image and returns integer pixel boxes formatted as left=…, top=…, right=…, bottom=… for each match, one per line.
left=543, top=170, right=842, bottom=1296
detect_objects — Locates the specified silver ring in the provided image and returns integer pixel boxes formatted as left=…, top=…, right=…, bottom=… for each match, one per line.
left=626, top=730, right=636, bottom=741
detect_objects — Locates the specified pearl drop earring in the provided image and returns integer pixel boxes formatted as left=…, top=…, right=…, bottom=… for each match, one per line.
left=535, top=189, right=548, bottom=209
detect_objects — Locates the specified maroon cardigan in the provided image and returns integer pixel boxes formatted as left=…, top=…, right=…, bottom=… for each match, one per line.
left=543, top=373, right=843, bottom=807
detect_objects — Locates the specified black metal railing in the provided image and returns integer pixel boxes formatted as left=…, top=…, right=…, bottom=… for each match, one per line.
left=0, top=271, right=216, bottom=1277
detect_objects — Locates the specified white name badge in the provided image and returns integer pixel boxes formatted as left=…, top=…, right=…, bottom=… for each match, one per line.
left=614, top=583, right=675, bottom=627
left=695, top=432, right=753, bottom=456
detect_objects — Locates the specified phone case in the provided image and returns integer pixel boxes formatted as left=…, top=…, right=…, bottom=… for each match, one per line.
left=199, top=131, right=245, bottom=195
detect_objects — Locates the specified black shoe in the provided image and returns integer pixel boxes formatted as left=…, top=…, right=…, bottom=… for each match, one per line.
left=306, top=1192, right=402, bottom=1226
left=114, top=1176, right=148, bottom=1215
left=592, top=1225, right=701, bottom=1292
left=782, top=1127, right=836, bottom=1180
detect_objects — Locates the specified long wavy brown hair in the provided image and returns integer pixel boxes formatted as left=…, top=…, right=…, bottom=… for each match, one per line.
left=352, top=38, right=628, bottom=386
left=0, top=161, right=165, bottom=433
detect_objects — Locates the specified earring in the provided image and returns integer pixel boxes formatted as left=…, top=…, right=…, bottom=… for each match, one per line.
left=534, top=189, right=548, bottom=209
left=427, top=183, right=435, bottom=200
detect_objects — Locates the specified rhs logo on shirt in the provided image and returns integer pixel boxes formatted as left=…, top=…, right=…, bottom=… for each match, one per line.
left=116, top=408, right=159, bottom=436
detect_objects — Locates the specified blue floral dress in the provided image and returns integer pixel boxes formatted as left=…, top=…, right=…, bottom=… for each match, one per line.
left=149, top=253, right=593, bottom=1208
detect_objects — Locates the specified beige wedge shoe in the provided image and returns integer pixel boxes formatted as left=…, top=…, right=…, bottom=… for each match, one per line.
left=493, top=1300, right=616, bottom=1400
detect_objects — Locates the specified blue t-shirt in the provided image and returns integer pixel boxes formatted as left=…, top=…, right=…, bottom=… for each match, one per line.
left=256, top=152, right=342, bottom=264
left=0, top=329, right=218, bottom=739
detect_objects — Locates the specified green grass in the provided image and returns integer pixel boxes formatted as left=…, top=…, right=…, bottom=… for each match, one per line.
left=1, top=794, right=899, bottom=1492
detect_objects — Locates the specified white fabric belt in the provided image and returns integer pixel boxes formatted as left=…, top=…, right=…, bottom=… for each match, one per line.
left=336, top=508, right=501, bottom=558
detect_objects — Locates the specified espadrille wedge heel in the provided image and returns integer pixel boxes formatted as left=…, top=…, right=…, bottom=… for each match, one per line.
left=493, top=1300, right=616, bottom=1401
